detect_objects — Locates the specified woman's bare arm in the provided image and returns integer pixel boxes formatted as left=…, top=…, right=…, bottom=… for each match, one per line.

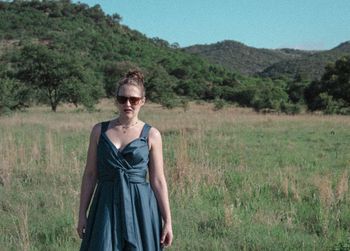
left=77, top=123, right=100, bottom=238
left=148, top=127, right=173, bottom=247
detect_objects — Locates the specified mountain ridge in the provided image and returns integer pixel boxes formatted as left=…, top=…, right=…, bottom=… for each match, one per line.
left=183, top=40, right=350, bottom=79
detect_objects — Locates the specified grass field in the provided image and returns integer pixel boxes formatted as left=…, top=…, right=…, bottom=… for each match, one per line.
left=1, top=100, right=350, bottom=251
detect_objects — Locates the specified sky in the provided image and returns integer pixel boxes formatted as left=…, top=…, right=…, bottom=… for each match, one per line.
left=75, top=0, right=350, bottom=50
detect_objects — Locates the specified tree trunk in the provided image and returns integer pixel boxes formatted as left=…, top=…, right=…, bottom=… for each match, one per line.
left=48, top=89, right=58, bottom=112
left=51, top=103, right=57, bottom=112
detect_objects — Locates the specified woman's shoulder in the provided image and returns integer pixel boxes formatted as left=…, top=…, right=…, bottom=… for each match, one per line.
left=148, top=125, right=162, bottom=141
left=91, top=122, right=103, bottom=134
left=146, top=125, right=162, bottom=151
left=89, top=121, right=106, bottom=143
left=92, top=120, right=111, bottom=133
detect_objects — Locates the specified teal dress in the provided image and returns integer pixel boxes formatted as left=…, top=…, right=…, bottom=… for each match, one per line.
left=80, top=121, right=163, bottom=251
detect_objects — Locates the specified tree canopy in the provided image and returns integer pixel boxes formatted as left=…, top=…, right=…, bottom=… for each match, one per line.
left=0, top=0, right=349, bottom=115
left=305, top=56, right=350, bottom=114
left=16, top=44, right=104, bottom=111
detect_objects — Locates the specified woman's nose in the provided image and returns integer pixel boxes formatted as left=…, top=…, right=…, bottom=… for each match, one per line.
left=125, top=98, right=131, bottom=106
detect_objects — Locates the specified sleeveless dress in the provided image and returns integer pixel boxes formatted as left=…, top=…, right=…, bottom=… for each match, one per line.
left=79, top=121, right=163, bottom=251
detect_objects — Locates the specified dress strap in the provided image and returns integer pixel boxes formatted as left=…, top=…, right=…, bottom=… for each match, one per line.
left=100, top=120, right=110, bottom=134
left=140, top=123, right=152, bottom=139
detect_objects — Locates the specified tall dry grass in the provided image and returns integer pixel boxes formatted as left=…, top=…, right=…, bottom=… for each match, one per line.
left=1, top=100, right=350, bottom=250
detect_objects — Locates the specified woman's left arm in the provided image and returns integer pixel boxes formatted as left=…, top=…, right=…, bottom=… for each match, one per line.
left=148, top=127, right=173, bottom=248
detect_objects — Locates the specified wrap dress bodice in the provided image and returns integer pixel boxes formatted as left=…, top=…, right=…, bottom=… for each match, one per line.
left=79, top=121, right=163, bottom=251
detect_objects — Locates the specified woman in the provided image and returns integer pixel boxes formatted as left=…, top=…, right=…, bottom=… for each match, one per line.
left=77, top=70, right=173, bottom=250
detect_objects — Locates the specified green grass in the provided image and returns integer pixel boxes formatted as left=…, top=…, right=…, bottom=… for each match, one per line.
left=1, top=102, right=350, bottom=250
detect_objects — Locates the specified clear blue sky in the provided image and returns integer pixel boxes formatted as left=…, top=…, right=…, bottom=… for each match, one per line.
left=76, top=0, right=350, bottom=50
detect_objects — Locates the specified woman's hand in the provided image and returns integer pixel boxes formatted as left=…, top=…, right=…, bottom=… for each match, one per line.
left=77, top=216, right=87, bottom=239
left=160, top=222, right=173, bottom=248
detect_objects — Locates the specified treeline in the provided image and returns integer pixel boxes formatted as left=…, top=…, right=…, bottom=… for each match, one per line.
left=0, top=0, right=240, bottom=112
left=183, top=40, right=311, bottom=76
left=0, top=0, right=349, bottom=115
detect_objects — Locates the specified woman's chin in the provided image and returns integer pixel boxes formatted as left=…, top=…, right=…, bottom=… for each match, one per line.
left=121, top=111, right=134, bottom=118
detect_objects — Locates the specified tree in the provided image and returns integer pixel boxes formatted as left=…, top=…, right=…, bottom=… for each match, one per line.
left=305, top=56, right=350, bottom=114
left=103, top=61, right=140, bottom=97
left=170, top=42, right=180, bottom=49
left=0, top=61, right=33, bottom=114
left=0, top=77, right=32, bottom=114
left=286, top=74, right=309, bottom=104
left=151, top=37, right=170, bottom=48
left=321, top=56, right=350, bottom=103
left=17, top=44, right=104, bottom=111
left=111, top=13, right=122, bottom=23
left=145, top=66, right=177, bottom=104
left=250, top=79, right=289, bottom=111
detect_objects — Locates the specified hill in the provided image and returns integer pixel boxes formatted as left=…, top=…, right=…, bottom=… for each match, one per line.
left=1, top=0, right=348, bottom=114
left=0, top=0, right=239, bottom=109
left=183, top=40, right=350, bottom=80
left=261, top=41, right=350, bottom=79
left=183, top=40, right=313, bottom=75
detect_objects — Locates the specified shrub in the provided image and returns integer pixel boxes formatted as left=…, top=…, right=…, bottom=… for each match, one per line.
left=280, top=101, right=302, bottom=115
left=0, top=78, right=32, bottom=114
left=213, top=98, right=225, bottom=111
left=305, top=56, right=350, bottom=114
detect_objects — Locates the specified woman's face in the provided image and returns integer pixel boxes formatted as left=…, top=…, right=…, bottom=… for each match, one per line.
left=116, top=84, right=145, bottom=119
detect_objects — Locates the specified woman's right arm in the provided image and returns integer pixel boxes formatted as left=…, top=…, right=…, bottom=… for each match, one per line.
left=77, top=123, right=101, bottom=239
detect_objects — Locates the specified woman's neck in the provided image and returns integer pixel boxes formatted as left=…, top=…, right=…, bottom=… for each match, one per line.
left=116, top=116, right=139, bottom=126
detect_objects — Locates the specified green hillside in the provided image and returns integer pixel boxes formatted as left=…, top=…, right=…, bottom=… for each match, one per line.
left=261, top=42, right=350, bottom=80
left=1, top=0, right=349, bottom=115
left=183, top=40, right=313, bottom=75
left=183, top=40, right=350, bottom=80
left=0, top=0, right=239, bottom=109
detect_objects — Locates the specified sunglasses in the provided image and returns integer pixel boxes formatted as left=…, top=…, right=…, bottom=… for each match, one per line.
left=116, top=95, right=143, bottom=105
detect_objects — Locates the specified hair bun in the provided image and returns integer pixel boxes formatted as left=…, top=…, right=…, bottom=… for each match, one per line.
left=116, top=69, right=146, bottom=97
left=126, top=70, right=144, bottom=83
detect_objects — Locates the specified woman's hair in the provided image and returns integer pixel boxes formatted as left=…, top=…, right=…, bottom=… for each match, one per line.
left=116, top=70, right=145, bottom=97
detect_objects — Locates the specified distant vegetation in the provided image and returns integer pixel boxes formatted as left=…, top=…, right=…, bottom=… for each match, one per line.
left=261, top=42, right=350, bottom=80
left=0, top=0, right=349, bottom=115
left=0, top=0, right=238, bottom=112
left=305, top=56, right=350, bottom=114
left=183, top=40, right=314, bottom=76
left=183, top=40, right=350, bottom=80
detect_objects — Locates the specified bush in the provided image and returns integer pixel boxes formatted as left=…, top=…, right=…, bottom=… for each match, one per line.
left=319, top=93, right=343, bottom=114
left=332, top=237, right=350, bottom=251
left=235, top=78, right=289, bottom=112
left=310, top=93, right=350, bottom=115
left=286, top=78, right=309, bottom=104
left=305, top=56, right=350, bottom=114
left=213, top=98, right=225, bottom=111
left=160, top=99, right=178, bottom=109
left=0, top=78, right=32, bottom=114
left=280, top=101, right=302, bottom=115
left=180, top=99, right=189, bottom=112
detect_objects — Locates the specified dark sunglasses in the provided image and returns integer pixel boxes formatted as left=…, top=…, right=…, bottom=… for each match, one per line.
left=116, top=95, right=143, bottom=105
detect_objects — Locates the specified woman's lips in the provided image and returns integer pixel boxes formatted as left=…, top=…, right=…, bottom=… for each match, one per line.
left=124, top=108, right=133, bottom=112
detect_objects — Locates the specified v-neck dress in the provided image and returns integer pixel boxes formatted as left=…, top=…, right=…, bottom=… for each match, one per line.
left=79, top=121, right=163, bottom=251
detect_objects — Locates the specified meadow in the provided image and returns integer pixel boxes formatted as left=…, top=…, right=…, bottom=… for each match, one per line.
left=0, top=100, right=350, bottom=251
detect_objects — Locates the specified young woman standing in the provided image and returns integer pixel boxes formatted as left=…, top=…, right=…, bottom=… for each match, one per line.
left=77, top=70, right=173, bottom=250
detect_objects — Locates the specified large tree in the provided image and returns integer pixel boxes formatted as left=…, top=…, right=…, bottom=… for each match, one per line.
left=305, top=56, right=350, bottom=114
left=17, top=44, right=104, bottom=111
